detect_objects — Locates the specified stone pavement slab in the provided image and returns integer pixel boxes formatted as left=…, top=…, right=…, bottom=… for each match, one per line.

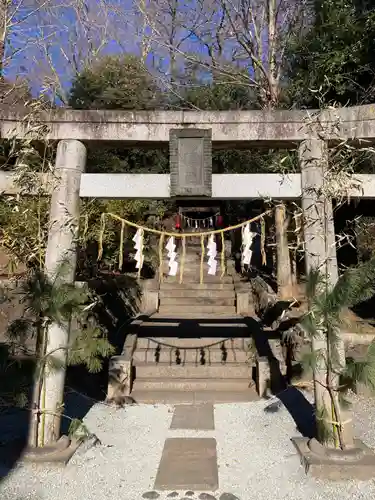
left=170, top=404, right=215, bottom=430
left=154, top=438, right=218, bottom=491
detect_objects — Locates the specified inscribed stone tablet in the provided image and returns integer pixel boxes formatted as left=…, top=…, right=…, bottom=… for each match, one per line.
left=170, top=129, right=212, bottom=197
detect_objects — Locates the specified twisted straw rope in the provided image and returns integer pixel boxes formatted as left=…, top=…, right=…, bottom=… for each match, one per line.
left=99, top=210, right=271, bottom=239
left=97, top=210, right=272, bottom=282
left=141, top=337, right=241, bottom=350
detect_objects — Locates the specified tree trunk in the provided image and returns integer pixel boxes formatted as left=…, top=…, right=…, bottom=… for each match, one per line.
left=0, top=0, right=6, bottom=77
left=275, top=203, right=292, bottom=299
left=268, top=0, right=291, bottom=296
left=267, top=0, right=279, bottom=107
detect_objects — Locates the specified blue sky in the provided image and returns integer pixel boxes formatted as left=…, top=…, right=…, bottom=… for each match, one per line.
left=4, top=0, right=267, bottom=103
left=5, top=1, right=141, bottom=99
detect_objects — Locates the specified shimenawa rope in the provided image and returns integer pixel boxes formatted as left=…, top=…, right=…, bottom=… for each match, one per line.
left=97, top=210, right=270, bottom=283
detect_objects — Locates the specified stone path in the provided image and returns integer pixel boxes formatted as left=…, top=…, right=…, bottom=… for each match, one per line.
left=3, top=396, right=375, bottom=500
left=154, top=437, right=218, bottom=491
left=154, top=404, right=218, bottom=491
left=142, top=492, right=237, bottom=500
left=170, top=404, right=215, bottom=431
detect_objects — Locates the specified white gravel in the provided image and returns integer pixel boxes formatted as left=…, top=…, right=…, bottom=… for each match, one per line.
left=2, top=394, right=375, bottom=500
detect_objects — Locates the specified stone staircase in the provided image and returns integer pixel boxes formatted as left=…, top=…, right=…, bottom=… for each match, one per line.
left=107, top=246, right=286, bottom=405
left=158, top=242, right=239, bottom=317
left=157, top=277, right=237, bottom=318
left=129, top=246, right=257, bottom=404
left=129, top=314, right=258, bottom=403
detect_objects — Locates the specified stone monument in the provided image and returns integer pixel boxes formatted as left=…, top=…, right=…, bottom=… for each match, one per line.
left=169, top=128, right=212, bottom=197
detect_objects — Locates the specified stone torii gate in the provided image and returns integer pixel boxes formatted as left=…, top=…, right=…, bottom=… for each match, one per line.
left=1, top=105, right=375, bottom=445
left=2, top=105, right=375, bottom=277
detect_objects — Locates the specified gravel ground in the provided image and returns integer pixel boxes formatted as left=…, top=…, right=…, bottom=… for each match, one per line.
left=1, top=393, right=375, bottom=500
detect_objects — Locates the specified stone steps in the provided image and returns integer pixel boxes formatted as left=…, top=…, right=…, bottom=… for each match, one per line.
left=160, top=297, right=235, bottom=306
left=135, top=363, right=251, bottom=379
left=167, top=263, right=227, bottom=271
left=162, top=260, right=210, bottom=268
left=162, top=275, right=233, bottom=284
left=158, top=305, right=237, bottom=315
left=130, top=389, right=259, bottom=404
left=159, top=289, right=235, bottom=298
left=160, top=282, right=234, bottom=290
left=130, top=304, right=254, bottom=400
left=132, top=377, right=252, bottom=392
left=150, top=311, right=240, bottom=319
left=125, top=253, right=255, bottom=404
left=131, top=320, right=248, bottom=333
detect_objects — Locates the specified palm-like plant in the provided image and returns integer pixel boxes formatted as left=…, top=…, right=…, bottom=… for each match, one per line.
left=299, top=257, right=375, bottom=449
left=6, top=261, right=114, bottom=447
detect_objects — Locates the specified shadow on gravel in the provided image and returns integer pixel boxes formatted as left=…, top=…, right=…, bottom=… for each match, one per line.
left=0, top=408, right=29, bottom=481
left=0, top=274, right=142, bottom=480
left=244, top=316, right=317, bottom=440
left=0, top=343, right=34, bottom=481
left=275, top=387, right=316, bottom=439
left=62, top=275, right=141, bottom=435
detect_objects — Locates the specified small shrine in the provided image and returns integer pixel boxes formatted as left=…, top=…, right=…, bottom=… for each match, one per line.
left=175, top=204, right=223, bottom=232
left=173, top=203, right=224, bottom=259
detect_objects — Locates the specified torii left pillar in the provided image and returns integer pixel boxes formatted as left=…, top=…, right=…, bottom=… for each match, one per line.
left=36, top=139, right=86, bottom=446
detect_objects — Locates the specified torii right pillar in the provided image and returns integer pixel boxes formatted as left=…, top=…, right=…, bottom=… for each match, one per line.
left=299, top=138, right=354, bottom=448
left=299, top=138, right=338, bottom=285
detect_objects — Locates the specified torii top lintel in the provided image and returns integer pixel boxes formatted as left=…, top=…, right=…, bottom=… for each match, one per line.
left=1, top=105, right=375, bottom=145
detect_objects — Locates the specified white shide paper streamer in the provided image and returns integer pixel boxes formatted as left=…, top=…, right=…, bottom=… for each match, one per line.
left=166, top=236, right=178, bottom=276
left=241, top=223, right=255, bottom=267
left=206, top=234, right=217, bottom=275
left=132, top=228, right=144, bottom=271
